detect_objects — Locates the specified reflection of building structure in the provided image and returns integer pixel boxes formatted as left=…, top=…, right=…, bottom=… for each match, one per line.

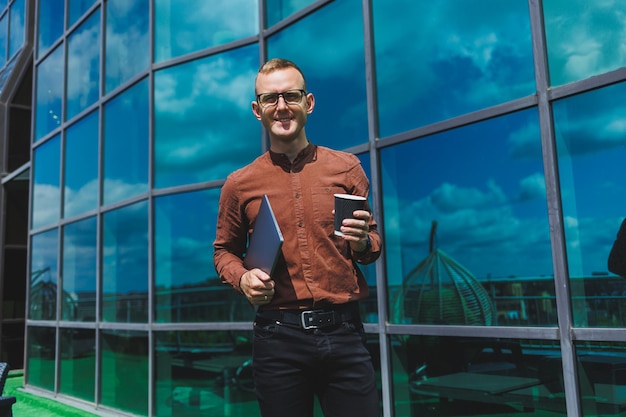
left=394, top=222, right=494, bottom=326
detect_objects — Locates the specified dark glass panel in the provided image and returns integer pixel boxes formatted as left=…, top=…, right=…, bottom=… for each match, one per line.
left=37, top=0, right=64, bottom=57
left=265, top=0, right=316, bottom=27
left=392, top=335, right=565, bottom=416
left=575, top=341, right=626, bottom=416
left=31, top=135, right=61, bottom=229
left=543, top=1, right=626, bottom=87
left=153, top=45, right=260, bottom=188
left=4, top=172, right=28, bottom=245
left=29, top=229, right=59, bottom=320
left=34, top=45, right=63, bottom=141
left=59, top=328, right=95, bottom=402
left=553, top=82, right=626, bottom=328
left=8, top=0, right=24, bottom=58
left=66, top=9, right=100, bottom=121
left=103, top=79, right=149, bottom=206
left=101, top=330, right=148, bottom=415
left=62, top=217, right=97, bottom=322
left=8, top=106, right=31, bottom=170
left=26, top=326, right=56, bottom=391
left=154, top=189, right=251, bottom=322
left=68, top=0, right=96, bottom=28
left=382, top=110, right=555, bottom=326
left=154, top=0, right=258, bottom=63
left=105, top=0, right=149, bottom=93
left=155, top=330, right=258, bottom=416
left=373, top=0, right=535, bottom=138
left=267, top=0, right=367, bottom=150
left=63, top=110, right=99, bottom=218
left=102, top=201, right=149, bottom=323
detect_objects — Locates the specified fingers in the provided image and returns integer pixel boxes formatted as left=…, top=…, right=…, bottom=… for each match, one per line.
left=240, top=269, right=275, bottom=305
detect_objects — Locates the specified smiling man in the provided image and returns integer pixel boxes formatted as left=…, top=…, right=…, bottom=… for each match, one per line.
left=213, top=58, right=382, bottom=417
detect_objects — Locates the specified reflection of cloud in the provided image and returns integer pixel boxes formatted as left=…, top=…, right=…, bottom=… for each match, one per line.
left=67, top=13, right=100, bottom=111
left=557, top=106, right=626, bottom=155
left=430, top=181, right=505, bottom=213
left=32, top=184, right=60, bottom=228
left=509, top=120, right=542, bottom=159
left=518, top=173, right=546, bottom=201
left=103, top=178, right=148, bottom=205
left=64, top=179, right=98, bottom=218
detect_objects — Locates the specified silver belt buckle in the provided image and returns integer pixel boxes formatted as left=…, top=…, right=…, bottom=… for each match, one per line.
left=301, top=310, right=323, bottom=330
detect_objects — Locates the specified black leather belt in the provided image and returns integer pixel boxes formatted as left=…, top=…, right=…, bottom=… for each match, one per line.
left=257, top=303, right=359, bottom=330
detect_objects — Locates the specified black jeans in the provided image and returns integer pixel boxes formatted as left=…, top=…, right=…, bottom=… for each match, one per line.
left=252, top=318, right=380, bottom=417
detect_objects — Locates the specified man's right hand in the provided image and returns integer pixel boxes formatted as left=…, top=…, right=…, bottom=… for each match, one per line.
left=240, top=269, right=275, bottom=305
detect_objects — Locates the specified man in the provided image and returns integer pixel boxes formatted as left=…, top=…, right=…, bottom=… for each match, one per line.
left=213, top=58, right=381, bottom=417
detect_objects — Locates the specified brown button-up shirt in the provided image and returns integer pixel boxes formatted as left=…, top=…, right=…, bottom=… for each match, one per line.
left=213, top=143, right=381, bottom=310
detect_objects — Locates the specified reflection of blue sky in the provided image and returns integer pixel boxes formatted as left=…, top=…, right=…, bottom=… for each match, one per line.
left=154, top=0, right=258, bottom=63
left=104, top=79, right=149, bottom=205
left=35, top=44, right=63, bottom=140
left=32, top=135, right=61, bottom=229
left=373, top=0, right=535, bottom=138
left=382, top=109, right=553, bottom=285
left=553, top=83, right=626, bottom=277
left=266, top=0, right=316, bottom=26
left=102, top=201, right=149, bottom=294
left=8, top=0, right=24, bottom=56
left=69, top=0, right=97, bottom=28
left=268, top=0, right=367, bottom=150
left=37, top=0, right=64, bottom=56
left=543, top=0, right=626, bottom=87
left=31, top=228, right=59, bottom=284
left=67, top=9, right=100, bottom=121
left=64, top=111, right=98, bottom=218
left=105, top=0, right=149, bottom=93
left=63, top=217, right=97, bottom=294
left=155, top=189, right=220, bottom=291
left=154, top=45, right=260, bottom=188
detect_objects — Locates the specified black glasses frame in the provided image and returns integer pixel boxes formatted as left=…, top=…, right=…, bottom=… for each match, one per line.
left=256, top=89, right=307, bottom=107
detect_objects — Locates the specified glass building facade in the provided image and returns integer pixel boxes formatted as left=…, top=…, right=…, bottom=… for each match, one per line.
left=0, top=0, right=623, bottom=416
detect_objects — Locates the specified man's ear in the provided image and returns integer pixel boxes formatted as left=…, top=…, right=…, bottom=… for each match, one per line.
left=306, top=92, right=315, bottom=114
left=251, top=100, right=262, bottom=120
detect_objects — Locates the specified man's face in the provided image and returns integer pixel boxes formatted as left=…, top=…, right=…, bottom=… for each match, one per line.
left=251, top=68, right=315, bottom=143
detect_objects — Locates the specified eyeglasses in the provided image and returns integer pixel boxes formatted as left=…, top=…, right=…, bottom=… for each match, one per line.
left=256, top=89, right=307, bottom=107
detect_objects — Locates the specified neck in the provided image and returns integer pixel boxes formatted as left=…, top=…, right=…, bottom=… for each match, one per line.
left=270, top=136, right=309, bottom=162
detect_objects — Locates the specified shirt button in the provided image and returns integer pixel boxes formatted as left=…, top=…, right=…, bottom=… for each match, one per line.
left=298, top=222, right=303, bottom=227
left=295, top=193, right=300, bottom=198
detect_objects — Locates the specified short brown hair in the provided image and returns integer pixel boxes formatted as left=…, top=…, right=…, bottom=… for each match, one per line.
left=256, top=58, right=307, bottom=92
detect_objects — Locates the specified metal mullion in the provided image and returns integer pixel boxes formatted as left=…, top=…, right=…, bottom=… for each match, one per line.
left=529, top=1, right=582, bottom=416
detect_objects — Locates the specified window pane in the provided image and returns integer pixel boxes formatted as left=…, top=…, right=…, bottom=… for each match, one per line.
left=64, top=111, right=99, bottom=218
left=8, top=0, right=24, bottom=58
left=68, top=0, right=96, bottom=28
left=26, top=326, right=56, bottom=391
left=102, top=201, right=149, bottom=323
left=553, top=82, right=626, bottom=328
left=59, top=328, right=95, bottom=402
left=382, top=110, right=555, bottom=326
left=32, top=135, right=61, bottom=229
left=37, top=0, right=64, bottom=57
left=155, top=189, right=252, bottom=322
left=29, top=229, right=59, bottom=320
left=35, top=45, right=63, bottom=141
left=543, top=0, right=626, bottom=87
left=154, top=45, right=260, bottom=188
left=154, top=0, right=258, bottom=63
left=373, top=0, right=535, bottom=138
left=267, top=0, right=367, bottom=150
left=357, top=153, right=378, bottom=323
left=105, top=0, right=149, bottom=92
left=392, top=335, right=566, bottom=415
left=155, top=330, right=258, bottom=416
left=265, top=0, right=316, bottom=27
left=0, top=15, right=7, bottom=68
left=62, top=217, right=97, bottom=322
left=66, top=9, right=100, bottom=121
left=103, top=79, right=149, bottom=205
left=101, top=330, right=148, bottom=415
left=575, top=341, right=626, bottom=415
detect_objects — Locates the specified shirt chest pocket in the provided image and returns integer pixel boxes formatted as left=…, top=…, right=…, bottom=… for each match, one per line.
left=311, top=186, right=345, bottom=227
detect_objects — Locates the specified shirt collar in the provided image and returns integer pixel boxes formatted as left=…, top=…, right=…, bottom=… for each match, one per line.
left=269, top=142, right=317, bottom=172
